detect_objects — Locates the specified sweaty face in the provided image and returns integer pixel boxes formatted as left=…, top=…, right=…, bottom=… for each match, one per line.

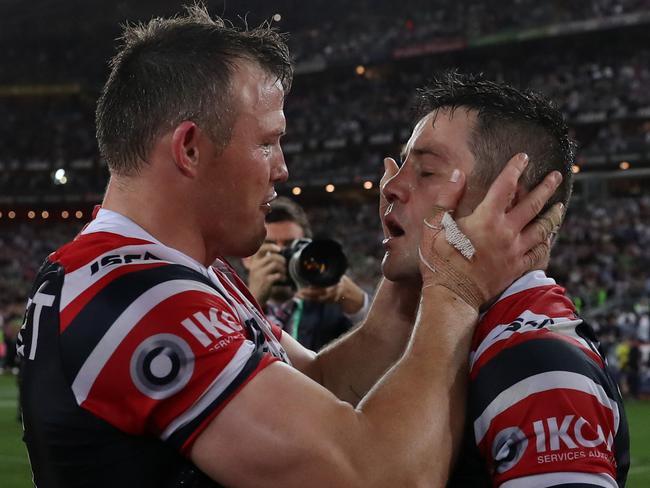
left=381, top=109, right=478, bottom=283
left=199, top=61, right=288, bottom=258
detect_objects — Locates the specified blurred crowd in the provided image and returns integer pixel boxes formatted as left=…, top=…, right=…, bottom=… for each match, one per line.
left=286, top=0, right=650, bottom=65
left=4, top=35, right=650, bottom=195
left=2, top=197, right=650, bottom=396
left=4, top=0, right=650, bottom=83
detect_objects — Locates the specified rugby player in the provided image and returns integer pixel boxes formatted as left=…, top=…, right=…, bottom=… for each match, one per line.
left=379, top=72, right=630, bottom=487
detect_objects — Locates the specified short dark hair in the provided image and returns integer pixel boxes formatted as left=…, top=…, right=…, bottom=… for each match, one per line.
left=96, top=4, right=293, bottom=175
left=416, top=71, right=576, bottom=212
left=266, top=197, right=313, bottom=238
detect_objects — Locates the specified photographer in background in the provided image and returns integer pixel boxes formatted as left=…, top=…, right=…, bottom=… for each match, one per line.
left=243, top=197, right=369, bottom=351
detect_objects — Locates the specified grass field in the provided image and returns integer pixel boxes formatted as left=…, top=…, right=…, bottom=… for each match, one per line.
left=0, top=374, right=648, bottom=487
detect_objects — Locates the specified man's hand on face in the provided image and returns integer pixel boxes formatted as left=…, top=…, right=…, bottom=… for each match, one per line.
left=419, top=153, right=564, bottom=309
left=246, top=242, right=287, bottom=304
left=296, top=275, right=366, bottom=316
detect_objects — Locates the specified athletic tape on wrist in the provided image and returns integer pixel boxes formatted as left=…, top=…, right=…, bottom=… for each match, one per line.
left=418, top=242, right=485, bottom=310
left=441, top=212, right=476, bottom=260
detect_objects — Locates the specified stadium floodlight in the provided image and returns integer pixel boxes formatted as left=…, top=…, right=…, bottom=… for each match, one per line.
left=54, top=168, right=68, bottom=185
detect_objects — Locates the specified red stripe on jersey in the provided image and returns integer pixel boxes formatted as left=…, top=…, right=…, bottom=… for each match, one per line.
left=59, top=261, right=168, bottom=333
left=473, top=285, right=577, bottom=351
left=179, top=353, right=279, bottom=455
left=213, top=261, right=284, bottom=342
left=79, top=289, right=256, bottom=438
left=477, top=388, right=617, bottom=486
left=470, top=329, right=603, bottom=381
left=50, top=232, right=154, bottom=274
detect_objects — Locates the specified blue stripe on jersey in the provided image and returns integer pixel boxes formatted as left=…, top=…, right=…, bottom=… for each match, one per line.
left=60, top=263, right=225, bottom=382
left=469, top=337, right=609, bottom=422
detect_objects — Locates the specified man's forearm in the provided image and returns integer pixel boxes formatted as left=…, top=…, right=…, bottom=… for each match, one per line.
left=303, top=277, right=421, bottom=404
left=353, top=285, right=476, bottom=485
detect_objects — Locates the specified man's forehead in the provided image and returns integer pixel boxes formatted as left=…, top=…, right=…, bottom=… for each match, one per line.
left=403, top=108, right=476, bottom=158
left=232, top=60, right=285, bottom=111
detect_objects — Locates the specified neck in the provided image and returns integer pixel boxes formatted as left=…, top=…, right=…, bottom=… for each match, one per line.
left=102, top=174, right=212, bottom=266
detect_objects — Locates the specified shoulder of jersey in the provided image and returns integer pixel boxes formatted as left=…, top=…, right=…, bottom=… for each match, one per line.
left=49, top=231, right=159, bottom=273
left=50, top=231, right=218, bottom=333
left=470, top=283, right=603, bottom=378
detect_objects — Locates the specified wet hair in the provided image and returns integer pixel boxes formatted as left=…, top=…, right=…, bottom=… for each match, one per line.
left=266, top=196, right=313, bottom=238
left=416, top=71, right=576, bottom=211
left=96, top=3, right=293, bottom=175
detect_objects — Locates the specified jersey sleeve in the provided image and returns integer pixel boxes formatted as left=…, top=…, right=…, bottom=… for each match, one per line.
left=59, top=264, right=279, bottom=455
left=469, top=320, right=622, bottom=488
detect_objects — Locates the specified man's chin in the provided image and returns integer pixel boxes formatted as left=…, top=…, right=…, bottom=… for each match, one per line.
left=381, top=254, right=420, bottom=284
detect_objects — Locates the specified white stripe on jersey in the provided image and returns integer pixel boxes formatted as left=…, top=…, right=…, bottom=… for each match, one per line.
left=60, top=243, right=176, bottom=311
left=498, top=471, right=617, bottom=488
left=72, top=279, right=222, bottom=405
left=469, top=313, right=585, bottom=370
left=160, top=339, right=256, bottom=440
left=474, top=371, right=620, bottom=445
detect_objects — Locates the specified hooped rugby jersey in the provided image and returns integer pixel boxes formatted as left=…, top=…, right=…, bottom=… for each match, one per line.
left=18, top=208, right=289, bottom=487
left=449, top=271, right=629, bottom=488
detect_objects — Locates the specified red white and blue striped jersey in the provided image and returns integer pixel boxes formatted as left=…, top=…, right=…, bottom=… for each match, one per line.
left=450, top=271, right=629, bottom=488
left=18, top=208, right=288, bottom=487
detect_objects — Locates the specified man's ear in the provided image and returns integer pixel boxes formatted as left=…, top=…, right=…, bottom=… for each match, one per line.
left=171, top=121, right=201, bottom=177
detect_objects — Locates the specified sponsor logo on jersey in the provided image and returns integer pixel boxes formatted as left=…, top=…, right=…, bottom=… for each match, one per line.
left=90, top=251, right=161, bottom=275
left=504, top=311, right=556, bottom=332
left=531, top=415, right=616, bottom=467
left=533, top=415, right=613, bottom=453
left=180, top=307, right=244, bottom=351
left=493, top=416, right=616, bottom=472
left=492, top=426, right=529, bottom=473
left=130, top=333, right=194, bottom=400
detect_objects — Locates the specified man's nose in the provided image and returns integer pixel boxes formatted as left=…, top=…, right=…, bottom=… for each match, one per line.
left=382, top=167, right=409, bottom=204
left=271, top=150, right=288, bottom=183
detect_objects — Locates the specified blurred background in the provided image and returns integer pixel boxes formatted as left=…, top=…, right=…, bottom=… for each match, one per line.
left=1, top=0, right=650, bottom=485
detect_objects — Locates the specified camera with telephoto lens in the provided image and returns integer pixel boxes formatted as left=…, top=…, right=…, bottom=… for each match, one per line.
left=280, top=238, right=348, bottom=288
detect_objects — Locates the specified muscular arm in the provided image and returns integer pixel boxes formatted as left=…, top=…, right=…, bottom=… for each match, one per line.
left=191, top=285, right=475, bottom=487
left=287, top=277, right=421, bottom=404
